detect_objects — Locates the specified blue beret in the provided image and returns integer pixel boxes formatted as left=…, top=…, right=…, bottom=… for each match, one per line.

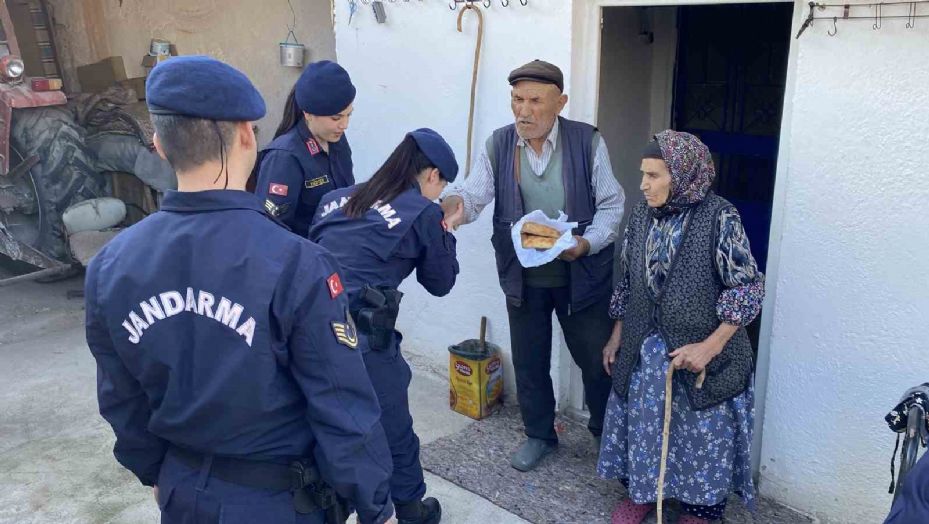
left=295, top=60, right=356, bottom=116
left=408, top=128, right=458, bottom=183
left=146, top=56, right=266, bottom=121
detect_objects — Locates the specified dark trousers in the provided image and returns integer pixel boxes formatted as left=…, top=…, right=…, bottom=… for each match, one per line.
left=363, top=334, right=427, bottom=504
left=157, top=451, right=325, bottom=524
left=506, top=286, right=613, bottom=442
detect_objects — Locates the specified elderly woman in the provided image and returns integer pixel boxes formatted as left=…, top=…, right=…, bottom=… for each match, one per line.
left=598, top=130, right=764, bottom=524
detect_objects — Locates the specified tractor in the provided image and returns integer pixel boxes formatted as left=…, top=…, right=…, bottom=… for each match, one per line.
left=0, top=0, right=167, bottom=282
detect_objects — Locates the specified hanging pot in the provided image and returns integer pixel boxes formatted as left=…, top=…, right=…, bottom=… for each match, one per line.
left=279, top=30, right=304, bottom=68
left=149, top=39, right=171, bottom=57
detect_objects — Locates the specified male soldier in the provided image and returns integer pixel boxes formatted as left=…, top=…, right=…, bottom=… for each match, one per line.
left=85, top=56, right=395, bottom=524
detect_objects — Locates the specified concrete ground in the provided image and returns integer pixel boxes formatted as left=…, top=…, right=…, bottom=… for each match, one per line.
left=0, top=269, right=526, bottom=524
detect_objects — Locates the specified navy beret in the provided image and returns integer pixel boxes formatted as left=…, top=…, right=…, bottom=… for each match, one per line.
left=295, top=60, right=356, bottom=116
left=408, top=128, right=458, bottom=183
left=146, top=56, right=266, bottom=121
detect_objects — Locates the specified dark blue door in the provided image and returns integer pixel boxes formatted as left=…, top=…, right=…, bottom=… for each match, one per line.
left=673, top=3, right=794, bottom=273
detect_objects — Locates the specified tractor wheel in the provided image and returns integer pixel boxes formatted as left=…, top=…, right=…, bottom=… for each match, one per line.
left=7, top=106, right=105, bottom=261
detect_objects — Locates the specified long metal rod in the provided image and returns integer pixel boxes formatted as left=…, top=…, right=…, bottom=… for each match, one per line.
left=0, top=264, right=76, bottom=288
left=816, top=0, right=928, bottom=6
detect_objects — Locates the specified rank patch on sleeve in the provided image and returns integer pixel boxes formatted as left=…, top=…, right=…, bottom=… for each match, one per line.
left=327, top=273, right=344, bottom=299
left=264, top=200, right=290, bottom=217
left=331, top=307, right=358, bottom=349
left=269, top=183, right=289, bottom=196
left=264, top=199, right=279, bottom=216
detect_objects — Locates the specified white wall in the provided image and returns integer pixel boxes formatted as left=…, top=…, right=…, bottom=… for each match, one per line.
left=334, top=0, right=574, bottom=403
left=757, top=3, right=929, bottom=522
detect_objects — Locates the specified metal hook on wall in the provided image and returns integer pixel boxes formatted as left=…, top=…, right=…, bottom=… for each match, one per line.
left=907, top=2, right=917, bottom=28
left=450, top=0, right=480, bottom=10
left=873, top=3, right=882, bottom=29
left=828, top=16, right=838, bottom=35
left=520, top=0, right=528, bottom=5
left=501, top=0, right=509, bottom=6
left=484, top=0, right=491, bottom=7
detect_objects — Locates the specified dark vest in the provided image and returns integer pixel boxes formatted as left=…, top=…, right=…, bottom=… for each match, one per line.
left=489, top=117, right=613, bottom=312
left=612, top=194, right=754, bottom=410
left=259, top=122, right=354, bottom=228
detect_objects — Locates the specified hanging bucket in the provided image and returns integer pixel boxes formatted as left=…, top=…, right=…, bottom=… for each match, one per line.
left=149, top=39, right=171, bottom=57
left=279, top=30, right=304, bottom=68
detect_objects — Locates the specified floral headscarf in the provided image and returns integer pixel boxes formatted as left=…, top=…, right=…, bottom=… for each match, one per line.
left=650, top=130, right=716, bottom=217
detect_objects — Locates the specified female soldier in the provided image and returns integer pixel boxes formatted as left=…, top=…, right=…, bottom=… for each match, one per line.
left=309, top=129, right=462, bottom=524
left=255, top=60, right=356, bottom=237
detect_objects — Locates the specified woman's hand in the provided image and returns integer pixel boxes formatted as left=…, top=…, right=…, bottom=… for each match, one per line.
left=153, top=485, right=159, bottom=505
left=670, top=323, right=738, bottom=373
left=669, top=339, right=722, bottom=373
left=602, top=321, right=623, bottom=375
left=602, top=338, right=620, bottom=375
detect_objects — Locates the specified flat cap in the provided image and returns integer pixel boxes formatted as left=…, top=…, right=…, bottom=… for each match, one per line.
left=408, top=128, right=459, bottom=183
left=146, top=55, right=266, bottom=121
left=507, top=59, right=564, bottom=92
left=295, top=60, right=356, bottom=116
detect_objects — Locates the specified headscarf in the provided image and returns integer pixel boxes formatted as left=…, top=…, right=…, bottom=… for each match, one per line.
left=646, top=130, right=716, bottom=218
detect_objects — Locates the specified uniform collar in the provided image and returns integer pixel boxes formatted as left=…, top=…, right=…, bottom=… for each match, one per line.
left=160, top=190, right=266, bottom=214
left=297, top=119, right=331, bottom=156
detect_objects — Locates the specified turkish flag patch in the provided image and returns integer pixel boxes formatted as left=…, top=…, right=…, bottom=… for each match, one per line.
left=327, top=273, right=344, bottom=299
left=306, top=138, right=321, bottom=156
left=269, top=183, right=289, bottom=197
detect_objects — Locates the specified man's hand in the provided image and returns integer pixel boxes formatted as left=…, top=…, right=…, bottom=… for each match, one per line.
left=669, top=338, right=723, bottom=373
left=440, top=196, right=465, bottom=231
left=558, top=236, right=590, bottom=262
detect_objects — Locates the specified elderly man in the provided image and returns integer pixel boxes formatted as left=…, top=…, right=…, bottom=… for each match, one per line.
left=441, top=60, right=625, bottom=471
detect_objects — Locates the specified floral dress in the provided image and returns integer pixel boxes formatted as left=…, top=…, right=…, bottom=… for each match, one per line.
left=597, top=206, right=765, bottom=519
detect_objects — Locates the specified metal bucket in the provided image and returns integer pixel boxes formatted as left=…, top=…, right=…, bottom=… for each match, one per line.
left=149, top=39, right=171, bottom=57
left=279, top=42, right=304, bottom=68
left=448, top=337, right=504, bottom=420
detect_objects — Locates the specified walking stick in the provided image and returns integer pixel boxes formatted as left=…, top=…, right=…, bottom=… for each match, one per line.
left=456, top=3, right=483, bottom=177
left=656, top=366, right=706, bottom=522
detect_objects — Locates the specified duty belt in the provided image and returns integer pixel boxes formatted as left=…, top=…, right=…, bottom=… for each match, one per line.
left=168, top=447, right=348, bottom=521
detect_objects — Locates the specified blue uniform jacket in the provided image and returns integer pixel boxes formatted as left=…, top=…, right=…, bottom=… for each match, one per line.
left=85, top=190, right=393, bottom=524
left=308, top=185, right=458, bottom=302
left=885, top=451, right=929, bottom=523
left=254, top=120, right=354, bottom=238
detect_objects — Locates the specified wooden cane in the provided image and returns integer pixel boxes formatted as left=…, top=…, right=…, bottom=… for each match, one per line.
left=656, top=366, right=706, bottom=522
